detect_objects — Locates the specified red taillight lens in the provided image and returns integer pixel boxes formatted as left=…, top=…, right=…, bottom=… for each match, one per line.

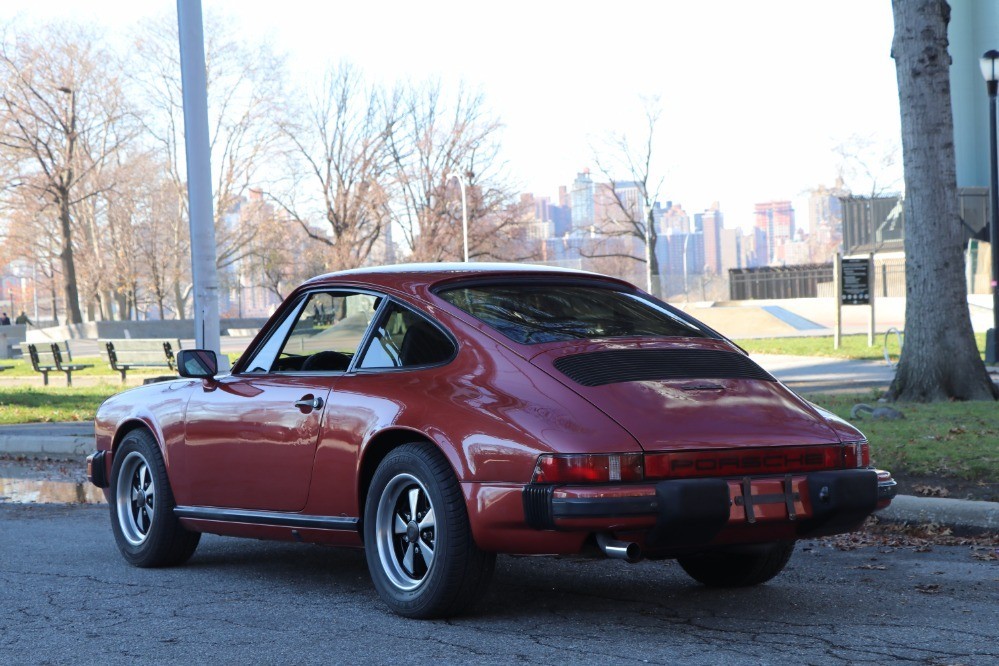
left=532, top=454, right=644, bottom=484
left=645, top=445, right=843, bottom=480
left=532, top=444, right=869, bottom=484
left=843, top=441, right=871, bottom=468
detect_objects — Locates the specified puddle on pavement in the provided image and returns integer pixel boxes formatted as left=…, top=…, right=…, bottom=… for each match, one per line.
left=0, top=477, right=106, bottom=504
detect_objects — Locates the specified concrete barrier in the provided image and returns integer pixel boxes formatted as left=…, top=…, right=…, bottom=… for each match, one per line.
left=0, top=324, right=28, bottom=359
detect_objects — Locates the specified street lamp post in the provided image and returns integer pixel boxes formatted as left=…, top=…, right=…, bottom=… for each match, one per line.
left=446, top=172, right=469, bottom=262
left=980, top=50, right=999, bottom=364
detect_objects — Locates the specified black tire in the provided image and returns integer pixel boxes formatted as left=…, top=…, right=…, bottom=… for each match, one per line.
left=677, top=541, right=795, bottom=587
left=109, top=429, right=200, bottom=567
left=363, top=442, right=495, bottom=618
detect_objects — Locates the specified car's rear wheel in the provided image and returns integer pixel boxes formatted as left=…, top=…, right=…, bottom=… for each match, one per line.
left=109, top=429, right=200, bottom=567
left=364, top=442, right=495, bottom=618
left=677, top=541, right=795, bottom=587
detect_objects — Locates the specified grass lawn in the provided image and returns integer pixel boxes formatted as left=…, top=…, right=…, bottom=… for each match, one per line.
left=0, top=385, right=121, bottom=425
left=736, top=332, right=988, bottom=362
left=808, top=392, right=999, bottom=483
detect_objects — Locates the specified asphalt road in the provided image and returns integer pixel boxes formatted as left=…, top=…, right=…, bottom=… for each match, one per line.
left=1, top=504, right=996, bottom=665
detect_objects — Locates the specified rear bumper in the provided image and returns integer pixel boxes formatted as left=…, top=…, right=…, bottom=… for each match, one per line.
left=521, top=468, right=896, bottom=548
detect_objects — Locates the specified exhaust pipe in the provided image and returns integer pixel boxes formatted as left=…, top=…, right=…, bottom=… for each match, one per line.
left=595, top=533, right=642, bottom=563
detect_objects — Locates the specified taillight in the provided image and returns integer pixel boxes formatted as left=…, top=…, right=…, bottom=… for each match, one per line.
left=645, top=445, right=843, bottom=480
left=531, top=443, right=870, bottom=484
left=843, top=441, right=870, bottom=468
left=532, top=453, right=644, bottom=484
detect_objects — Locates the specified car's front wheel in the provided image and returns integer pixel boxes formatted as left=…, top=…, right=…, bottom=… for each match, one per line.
left=364, top=442, right=495, bottom=618
left=109, top=429, right=200, bottom=567
left=677, top=541, right=795, bottom=587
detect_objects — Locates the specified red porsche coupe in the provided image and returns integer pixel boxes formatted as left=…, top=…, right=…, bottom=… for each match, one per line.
left=87, top=264, right=896, bottom=618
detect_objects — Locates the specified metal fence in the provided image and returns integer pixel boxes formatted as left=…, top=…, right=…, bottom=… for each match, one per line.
left=728, top=256, right=909, bottom=300
left=728, top=264, right=834, bottom=300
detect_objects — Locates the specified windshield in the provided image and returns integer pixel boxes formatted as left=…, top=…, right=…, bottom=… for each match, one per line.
left=438, top=284, right=707, bottom=345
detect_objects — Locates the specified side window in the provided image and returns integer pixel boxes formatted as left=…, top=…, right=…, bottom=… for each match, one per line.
left=272, top=291, right=381, bottom=372
left=358, top=303, right=455, bottom=369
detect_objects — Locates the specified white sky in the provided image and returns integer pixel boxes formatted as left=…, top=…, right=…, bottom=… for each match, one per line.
left=2, top=0, right=903, bottom=231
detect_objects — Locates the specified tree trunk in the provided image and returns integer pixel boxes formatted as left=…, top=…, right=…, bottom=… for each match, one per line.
left=49, top=280, right=59, bottom=326
left=57, top=193, right=84, bottom=324
left=647, top=207, right=662, bottom=297
left=888, top=0, right=997, bottom=401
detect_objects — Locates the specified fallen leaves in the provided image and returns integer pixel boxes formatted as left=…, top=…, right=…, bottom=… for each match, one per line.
left=912, top=484, right=951, bottom=497
left=970, top=547, right=999, bottom=562
left=817, top=517, right=998, bottom=560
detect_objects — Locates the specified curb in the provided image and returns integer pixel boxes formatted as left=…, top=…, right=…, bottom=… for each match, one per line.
left=876, top=494, right=999, bottom=535
left=0, top=436, right=94, bottom=458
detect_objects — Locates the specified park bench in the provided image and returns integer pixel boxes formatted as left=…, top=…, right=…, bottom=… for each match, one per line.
left=18, top=341, right=93, bottom=386
left=99, top=338, right=182, bottom=383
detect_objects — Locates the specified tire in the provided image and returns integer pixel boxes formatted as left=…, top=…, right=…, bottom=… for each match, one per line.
left=109, top=429, right=200, bottom=567
left=363, top=442, right=495, bottom=618
left=677, top=541, right=795, bottom=587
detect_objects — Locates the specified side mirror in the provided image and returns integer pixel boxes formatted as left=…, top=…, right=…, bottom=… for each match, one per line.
left=177, top=349, right=218, bottom=379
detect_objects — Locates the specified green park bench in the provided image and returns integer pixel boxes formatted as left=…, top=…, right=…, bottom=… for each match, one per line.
left=99, top=338, right=182, bottom=383
left=19, top=341, right=93, bottom=386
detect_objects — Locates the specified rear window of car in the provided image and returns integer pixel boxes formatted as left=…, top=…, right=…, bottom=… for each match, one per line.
left=437, top=284, right=707, bottom=344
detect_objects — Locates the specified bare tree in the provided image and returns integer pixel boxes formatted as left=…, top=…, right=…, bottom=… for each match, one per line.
left=269, top=63, right=394, bottom=271
left=887, top=0, right=996, bottom=402
left=589, top=99, right=665, bottom=296
left=0, top=22, right=132, bottom=323
left=833, top=132, right=903, bottom=198
left=387, top=81, right=522, bottom=262
left=129, top=11, right=285, bottom=316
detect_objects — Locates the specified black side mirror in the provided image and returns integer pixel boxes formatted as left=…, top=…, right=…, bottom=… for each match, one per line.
left=177, top=349, right=219, bottom=378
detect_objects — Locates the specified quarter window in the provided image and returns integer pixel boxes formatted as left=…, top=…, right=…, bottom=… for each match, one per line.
left=358, top=303, right=454, bottom=369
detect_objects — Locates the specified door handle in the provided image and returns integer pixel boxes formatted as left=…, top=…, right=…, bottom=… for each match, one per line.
left=294, top=396, right=324, bottom=410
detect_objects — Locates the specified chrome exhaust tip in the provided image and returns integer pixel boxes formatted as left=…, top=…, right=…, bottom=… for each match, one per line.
left=595, top=532, right=642, bottom=563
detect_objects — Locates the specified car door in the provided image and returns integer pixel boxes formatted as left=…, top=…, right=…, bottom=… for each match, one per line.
left=180, top=290, right=382, bottom=512
left=304, top=300, right=458, bottom=515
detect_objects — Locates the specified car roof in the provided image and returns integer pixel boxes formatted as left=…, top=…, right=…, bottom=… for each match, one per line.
left=301, top=262, right=635, bottom=295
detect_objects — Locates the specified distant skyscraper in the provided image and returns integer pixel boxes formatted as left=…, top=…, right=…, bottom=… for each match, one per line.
left=807, top=177, right=848, bottom=236
left=754, top=200, right=795, bottom=265
left=660, top=202, right=690, bottom=235
left=700, top=203, right=724, bottom=274
left=570, top=170, right=595, bottom=230
left=719, top=228, right=741, bottom=271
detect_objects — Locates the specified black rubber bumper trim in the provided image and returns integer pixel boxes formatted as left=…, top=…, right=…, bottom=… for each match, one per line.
left=796, top=468, right=879, bottom=537
left=523, top=485, right=556, bottom=529
left=551, top=496, right=660, bottom=518
left=87, top=450, right=109, bottom=489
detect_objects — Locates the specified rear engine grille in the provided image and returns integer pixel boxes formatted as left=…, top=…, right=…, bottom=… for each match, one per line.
left=553, top=349, right=774, bottom=387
